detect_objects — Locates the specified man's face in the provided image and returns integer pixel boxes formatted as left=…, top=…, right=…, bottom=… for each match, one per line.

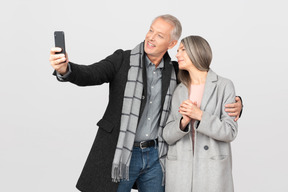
left=144, top=18, right=177, bottom=61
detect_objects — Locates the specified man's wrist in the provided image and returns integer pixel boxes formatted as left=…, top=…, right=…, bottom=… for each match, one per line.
left=56, top=63, right=71, bottom=80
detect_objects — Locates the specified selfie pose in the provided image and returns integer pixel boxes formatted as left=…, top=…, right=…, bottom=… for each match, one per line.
left=50, top=15, right=242, bottom=192
left=163, top=35, right=238, bottom=192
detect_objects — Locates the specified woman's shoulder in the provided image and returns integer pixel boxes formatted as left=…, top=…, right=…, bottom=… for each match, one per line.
left=171, top=83, right=188, bottom=103
left=174, top=83, right=187, bottom=93
left=209, top=69, right=234, bottom=88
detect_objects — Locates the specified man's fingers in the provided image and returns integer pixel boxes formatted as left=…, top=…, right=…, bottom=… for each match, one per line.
left=51, top=59, right=64, bottom=66
left=228, top=112, right=238, bottom=116
left=225, top=103, right=235, bottom=108
left=50, top=47, right=62, bottom=54
left=235, top=96, right=241, bottom=103
left=225, top=108, right=236, bottom=113
left=50, top=55, right=66, bottom=65
left=52, top=53, right=65, bottom=60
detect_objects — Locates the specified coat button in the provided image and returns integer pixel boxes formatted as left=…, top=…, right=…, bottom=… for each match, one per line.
left=142, top=95, right=145, bottom=99
left=204, top=145, right=209, bottom=150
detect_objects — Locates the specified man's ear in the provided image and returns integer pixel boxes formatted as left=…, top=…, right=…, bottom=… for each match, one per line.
left=168, top=40, right=178, bottom=49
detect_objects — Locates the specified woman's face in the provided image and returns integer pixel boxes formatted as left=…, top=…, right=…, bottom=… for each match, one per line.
left=176, top=43, right=193, bottom=70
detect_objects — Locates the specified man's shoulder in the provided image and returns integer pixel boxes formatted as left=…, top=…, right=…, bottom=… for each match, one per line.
left=105, top=49, right=132, bottom=64
left=112, top=49, right=131, bottom=56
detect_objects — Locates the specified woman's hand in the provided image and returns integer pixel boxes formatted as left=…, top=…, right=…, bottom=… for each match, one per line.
left=179, top=100, right=203, bottom=121
left=179, top=114, right=191, bottom=131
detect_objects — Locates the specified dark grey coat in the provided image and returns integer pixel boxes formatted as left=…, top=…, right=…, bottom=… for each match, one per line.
left=57, top=47, right=178, bottom=192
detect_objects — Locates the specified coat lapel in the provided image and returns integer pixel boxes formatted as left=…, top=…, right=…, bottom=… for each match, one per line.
left=139, top=50, right=148, bottom=117
left=200, top=69, right=218, bottom=110
left=161, top=52, right=172, bottom=106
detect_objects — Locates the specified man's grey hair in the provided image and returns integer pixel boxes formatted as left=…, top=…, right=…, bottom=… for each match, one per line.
left=153, top=14, right=182, bottom=41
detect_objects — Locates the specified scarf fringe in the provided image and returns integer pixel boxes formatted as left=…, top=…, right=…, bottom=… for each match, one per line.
left=112, top=163, right=130, bottom=183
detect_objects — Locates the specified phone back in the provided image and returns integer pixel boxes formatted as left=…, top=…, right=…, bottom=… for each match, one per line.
left=54, top=31, right=66, bottom=54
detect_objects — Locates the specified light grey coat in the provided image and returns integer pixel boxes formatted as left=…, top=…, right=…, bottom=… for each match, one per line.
left=163, top=69, right=238, bottom=192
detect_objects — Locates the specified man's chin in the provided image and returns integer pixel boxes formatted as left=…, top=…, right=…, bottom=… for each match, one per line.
left=144, top=48, right=153, bottom=55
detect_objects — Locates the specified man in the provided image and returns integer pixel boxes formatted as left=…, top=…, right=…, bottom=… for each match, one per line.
left=49, top=14, right=242, bottom=192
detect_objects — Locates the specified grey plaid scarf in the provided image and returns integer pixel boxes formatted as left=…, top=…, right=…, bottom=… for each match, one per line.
left=111, top=42, right=177, bottom=183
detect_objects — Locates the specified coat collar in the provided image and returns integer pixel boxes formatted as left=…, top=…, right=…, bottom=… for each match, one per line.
left=177, top=69, right=218, bottom=111
left=200, top=69, right=218, bottom=110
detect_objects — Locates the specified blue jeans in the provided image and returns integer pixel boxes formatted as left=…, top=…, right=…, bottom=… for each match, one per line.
left=117, top=146, right=164, bottom=192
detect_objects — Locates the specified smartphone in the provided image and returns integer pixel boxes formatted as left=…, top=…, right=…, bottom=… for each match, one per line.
left=54, top=31, right=66, bottom=54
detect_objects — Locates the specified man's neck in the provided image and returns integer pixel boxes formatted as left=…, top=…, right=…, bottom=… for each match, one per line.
left=147, top=53, right=166, bottom=68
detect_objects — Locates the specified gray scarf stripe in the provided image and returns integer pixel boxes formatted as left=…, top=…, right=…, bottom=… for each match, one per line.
left=123, top=147, right=132, bottom=152
left=111, top=42, right=177, bottom=183
left=124, top=96, right=142, bottom=100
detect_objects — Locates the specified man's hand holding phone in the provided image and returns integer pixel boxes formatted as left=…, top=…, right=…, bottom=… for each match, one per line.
left=50, top=31, right=69, bottom=75
left=49, top=48, right=69, bottom=75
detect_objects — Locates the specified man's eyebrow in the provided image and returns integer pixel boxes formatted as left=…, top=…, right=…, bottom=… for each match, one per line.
left=150, top=26, right=165, bottom=34
left=156, top=31, right=166, bottom=37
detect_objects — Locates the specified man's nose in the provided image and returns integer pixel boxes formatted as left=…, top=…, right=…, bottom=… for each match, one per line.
left=149, top=33, right=156, bottom=41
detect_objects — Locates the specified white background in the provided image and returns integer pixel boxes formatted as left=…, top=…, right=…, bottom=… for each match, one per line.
left=1, top=0, right=287, bottom=191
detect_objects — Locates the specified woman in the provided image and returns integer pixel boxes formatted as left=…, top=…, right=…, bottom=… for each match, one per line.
left=163, top=36, right=238, bottom=192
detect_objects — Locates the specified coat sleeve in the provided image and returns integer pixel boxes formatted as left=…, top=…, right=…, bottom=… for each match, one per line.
left=55, top=49, right=126, bottom=86
left=163, top=88, right=191, bottom=145
left=195, top=79, right=238, bottom=142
